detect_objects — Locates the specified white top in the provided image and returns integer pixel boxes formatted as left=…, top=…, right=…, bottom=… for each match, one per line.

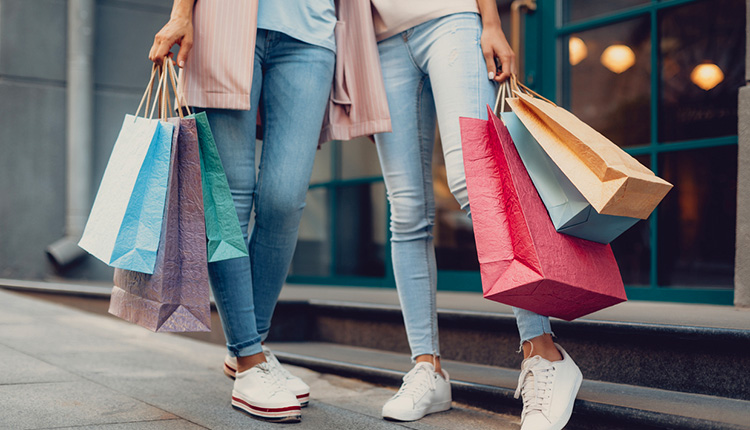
left=371, top=0, right=480, bottom=41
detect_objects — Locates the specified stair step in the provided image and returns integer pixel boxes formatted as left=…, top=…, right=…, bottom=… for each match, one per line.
left=269, top=299, right=750, bottom=401
left=268, top=342, right=750, bottom=430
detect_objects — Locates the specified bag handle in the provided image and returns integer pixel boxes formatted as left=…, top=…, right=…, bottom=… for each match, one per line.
left=167, top=58, right=192, bottom=116
left=510, top=74, right=557, bottom=107
left=148, top=64, right=169, bottom=120
left=493, top=80, right=514, bottom=116
left=134, top=63, right=158, bottom=119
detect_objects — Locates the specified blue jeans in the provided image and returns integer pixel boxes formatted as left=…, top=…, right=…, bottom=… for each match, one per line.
left=202, top=30, right=335, bottom=358
left=373, top=13, right=552, bottom=359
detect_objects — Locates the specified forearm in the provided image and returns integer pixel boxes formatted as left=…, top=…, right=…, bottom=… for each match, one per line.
left=476, top=0, right=502, bottom=29
left=170, top=0, right=195, bottom=20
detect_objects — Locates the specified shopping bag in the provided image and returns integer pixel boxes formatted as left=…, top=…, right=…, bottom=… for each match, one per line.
left=110, top=116, right=211, bottom=332
left=460, top=106, right=626, bottom=321
left=189, top=111, right=249, bottom=262
left=505, top=77, right=672, bottom=220
left=79, top=66, right=174, bottom=274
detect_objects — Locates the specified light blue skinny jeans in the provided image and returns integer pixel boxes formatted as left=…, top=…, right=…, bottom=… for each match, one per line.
left=201, top=30, right=335, bottom=358
left=373, top=13, right=552, bottom=359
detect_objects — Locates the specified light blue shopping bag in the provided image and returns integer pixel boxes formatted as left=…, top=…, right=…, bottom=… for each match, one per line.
left=500, top=111, right=639, bottom=244
left=79, top=115, right=174, bottom=273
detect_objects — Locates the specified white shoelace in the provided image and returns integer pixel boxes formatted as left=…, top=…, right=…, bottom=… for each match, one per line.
left=263, top=348, right=295, bottom=381
left=253, top=362, right=288, bottom=397
left=392, top=363, right=437, bottom=401
left=514, top=356, right=555, bottom=419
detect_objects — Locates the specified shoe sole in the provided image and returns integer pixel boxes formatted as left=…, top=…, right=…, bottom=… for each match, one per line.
left=231, top=394, right=301, bottom=423
left=225, top=361, right=310, bottom=407
left=382, top=399, right=452, bottom=422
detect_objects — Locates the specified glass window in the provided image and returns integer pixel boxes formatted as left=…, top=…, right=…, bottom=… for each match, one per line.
left=658, top=0, right=745, bottom=142
left=309, top=141, right=332, bottom=184
left=657, top=146, right=737, bottom=288
left=563, top=17, right=651, bottom=148
left=290, top=188, right=331, bottom=277
left=333, top=182, right=387, bottom=277
left=611, top=155, right=652, bottom=286
left=340, top=137, right=384, bottom=179
left=562, top=0, right=650, bottom=24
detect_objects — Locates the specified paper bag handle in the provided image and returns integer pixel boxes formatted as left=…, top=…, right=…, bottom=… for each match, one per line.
left=134, top=63, right=159, bottom=119
left=510, top=74, right=557, bottom=107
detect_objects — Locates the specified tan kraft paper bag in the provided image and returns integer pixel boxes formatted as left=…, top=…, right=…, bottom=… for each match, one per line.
left=505, top=78, right=672, bottom=220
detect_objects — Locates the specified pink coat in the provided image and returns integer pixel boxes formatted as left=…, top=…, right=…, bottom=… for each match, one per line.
left=182, top=0, right=392, bottom=143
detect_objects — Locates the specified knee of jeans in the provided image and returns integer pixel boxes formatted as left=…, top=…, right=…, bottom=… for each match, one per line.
left=256, top=192, right=307, bottom=230
left=388, top=198, right=434, bottom=242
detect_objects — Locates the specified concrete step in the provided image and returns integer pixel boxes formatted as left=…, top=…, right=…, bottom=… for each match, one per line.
left=267, top=341, right=750, bottom=430
left=268, top=299, right=750, bottom=401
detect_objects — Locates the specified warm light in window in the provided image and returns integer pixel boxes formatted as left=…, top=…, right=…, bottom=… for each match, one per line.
left=569, top=37, right=588, bottom=66
left=600, top=44, right=635, bottom=74
left=690, top=63, right=724, bottom=91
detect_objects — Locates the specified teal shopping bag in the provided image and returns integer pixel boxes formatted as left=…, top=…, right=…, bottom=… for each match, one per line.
left=500, top=111, right=638, bottom=244
left=190, top=111, right=249, bottom=262
left=79, top=115, right=174, bottom=273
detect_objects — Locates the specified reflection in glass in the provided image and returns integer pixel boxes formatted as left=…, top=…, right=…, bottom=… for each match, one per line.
left=568, top=37, right=587, bottom=66
left=309, top=141, right=332, bottom=184
left=659, top=0, right=745, bottom=142
left=600, top=44, right=635, bottom=74
left=657, top=146, right=737, bottom=288
left=290, top=188, right=330, bottom=277
left=690, top=63, right=724, bottom=91
left=432, top=135, right=479, bottom=271
left=563, top=0, right=649, bottom=23
left=564, top=17, right=651, bottom=148
left=610, top=155, right=651, bottom=286
left=334, top=182, right=387, bottom=277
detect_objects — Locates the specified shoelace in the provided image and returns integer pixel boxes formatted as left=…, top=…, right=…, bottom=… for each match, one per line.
left=392, top=364, right=436, bottom=401
left=264, top=349, right=295, bottom=381
left=254, top=362, right=288, bottom=397
left=514, top=356, right=555, bottom=419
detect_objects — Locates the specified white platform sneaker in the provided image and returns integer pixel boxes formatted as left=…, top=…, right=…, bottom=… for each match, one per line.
left=382, top=362, right=452, bottom=421
left=224, top=346, right=310, bottom=407
left=231, top=362, right=301, bottom=423
left=514, top=344, right=583, bottom=430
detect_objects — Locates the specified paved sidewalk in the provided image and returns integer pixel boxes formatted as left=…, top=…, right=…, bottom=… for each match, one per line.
left=0, top=289, right=518, bottom=430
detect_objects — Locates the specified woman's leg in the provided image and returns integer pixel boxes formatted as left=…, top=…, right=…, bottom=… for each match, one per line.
left=374, top=32, right=453, bottom=423
left=250, top=31, right=335, bottom=341
left=202, top=32, right=266, bottom=366
left=374, top=33, right=440, bottom=363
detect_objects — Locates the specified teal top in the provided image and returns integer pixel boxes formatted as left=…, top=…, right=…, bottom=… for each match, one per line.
left=257, top=0, right=336, bottom=52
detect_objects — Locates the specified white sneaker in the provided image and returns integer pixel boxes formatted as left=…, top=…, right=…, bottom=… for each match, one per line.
left=224, top=346, right=310, bottom=407
left=231, top=362, right=301, bottom=422
left=514, top=344, right=582, bottom=430
left=382, top=362, right=452, bottom=421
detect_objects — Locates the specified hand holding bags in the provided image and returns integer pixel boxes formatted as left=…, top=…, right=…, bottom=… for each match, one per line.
left=79, top=65, right=174, bottom=274
left=111, top=61, right=211, bottom=332
left=461, top=107, right=626, bottom=320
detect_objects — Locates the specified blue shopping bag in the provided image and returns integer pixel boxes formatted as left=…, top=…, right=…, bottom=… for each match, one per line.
left=79, top=115, right=174, bottom=273
left=500, top=111, right=638, bottom=244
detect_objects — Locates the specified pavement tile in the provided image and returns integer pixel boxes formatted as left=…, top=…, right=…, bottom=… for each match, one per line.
left=52, top=419, right=208, bottom=429
left=0, top=380, right=177, bottom=430
left=0, top=344, right=75, bottom=385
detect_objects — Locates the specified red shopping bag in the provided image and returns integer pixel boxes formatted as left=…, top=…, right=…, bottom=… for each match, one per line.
left=460, top=107, right=626, bottom=321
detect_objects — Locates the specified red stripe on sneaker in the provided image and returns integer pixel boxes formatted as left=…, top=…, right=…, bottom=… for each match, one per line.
left=231, top=396, right=301, bottom=414
left=296, top=394, right=309, bottom=399
left=225, top=362, right=237, bottom=373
